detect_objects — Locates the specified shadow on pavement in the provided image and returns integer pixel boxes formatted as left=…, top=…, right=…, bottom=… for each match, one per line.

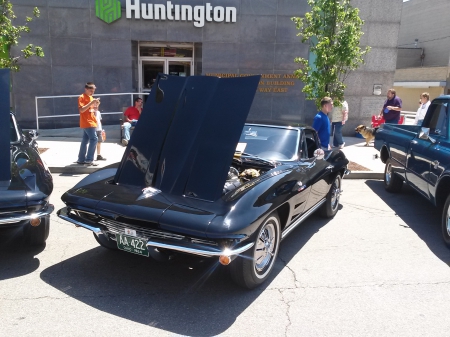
left=365, top=180, right=450, bottom=264
left=39, top=214, right=332, bottom=336
left=0, top=227, right=45, bottom=281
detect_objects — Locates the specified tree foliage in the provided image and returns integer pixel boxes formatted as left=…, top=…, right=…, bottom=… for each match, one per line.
left=292, top=0, right=370, bottom=107
left=0, top=0, right=44, bottom=71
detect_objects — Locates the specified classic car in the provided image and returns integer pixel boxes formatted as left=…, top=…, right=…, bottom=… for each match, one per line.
left=0, top=112, right=54, bottom=245
left=57, top=74, right=349, bottom=289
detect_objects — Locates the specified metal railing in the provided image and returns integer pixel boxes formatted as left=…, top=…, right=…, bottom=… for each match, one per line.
left=400, top=111, right=416, bottom=125
left=35, top=92, right=149, bottom=131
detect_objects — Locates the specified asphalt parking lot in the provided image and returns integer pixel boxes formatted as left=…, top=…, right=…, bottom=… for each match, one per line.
left=1, top=175, right=450, bottom=336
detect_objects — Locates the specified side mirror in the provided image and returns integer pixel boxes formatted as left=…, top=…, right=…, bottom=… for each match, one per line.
left=419, top=127, right=436, bottom=143
left=313, top=148, right=325, bottom=160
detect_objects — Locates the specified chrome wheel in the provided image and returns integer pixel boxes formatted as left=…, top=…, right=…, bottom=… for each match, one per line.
left=254, top=220, right=277, bottom=277
left=442, top=195, right=450, bottom=248
left=384, top=158, right=402, bottom=193
left=330, top=177, right=341, bottom=212
left=385, top=162, right=392, bottom=185
left=446, top=203, right=450, bottom=237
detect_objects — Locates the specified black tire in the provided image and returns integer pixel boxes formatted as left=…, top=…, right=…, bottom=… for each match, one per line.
left=319, top=175, right=342, bottom=218
left=93, top=232, right=119, bottom=250
left=25, top=216, right=50, bottom=246
left=442, top=194, right=450, bottom=248
left=230, top=212, right=281, bottom=289
left=384, top=158, right=403, bottom=193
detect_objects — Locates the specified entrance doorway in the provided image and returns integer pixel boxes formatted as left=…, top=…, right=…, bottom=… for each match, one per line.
left=139, top=43, right=193, bottom=96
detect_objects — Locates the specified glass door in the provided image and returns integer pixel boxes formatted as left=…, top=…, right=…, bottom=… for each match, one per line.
left=141, top=60, right=164, bottom=94
left=168, top=60, right=192, bottom=77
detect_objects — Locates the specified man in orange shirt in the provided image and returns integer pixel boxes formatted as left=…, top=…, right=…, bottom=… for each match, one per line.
left=77, top=82, right=100, bottom=166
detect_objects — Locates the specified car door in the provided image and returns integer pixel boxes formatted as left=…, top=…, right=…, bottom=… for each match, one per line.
left=407, top=100, right=449, bottom=198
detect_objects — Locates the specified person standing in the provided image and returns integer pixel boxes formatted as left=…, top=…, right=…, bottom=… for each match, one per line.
left=122, top=97, right=143, bottom=146
left=313, top=97, right=333, bottom=150
left=77, top=82, right=100, bottom=166
left=414, top=92, right=431, bottom=126
left=93, top=100, right=106, bottom=161
left=379, top=89, right=402, bottom=124
left=331, top=99, right=349, bottom=149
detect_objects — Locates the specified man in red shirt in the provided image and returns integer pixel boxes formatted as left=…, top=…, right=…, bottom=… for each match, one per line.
left=77, top=82, right=100, bottom=166
left=122, top=97, right=143, bottom=145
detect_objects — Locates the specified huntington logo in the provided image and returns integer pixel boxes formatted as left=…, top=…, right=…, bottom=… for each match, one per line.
left=96, top=0, right=121, bottom=24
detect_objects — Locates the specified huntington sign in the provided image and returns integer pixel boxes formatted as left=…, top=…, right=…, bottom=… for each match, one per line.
left=96, top=0, right=122, bottom=24
left=125, top=0, right=237, bottom=27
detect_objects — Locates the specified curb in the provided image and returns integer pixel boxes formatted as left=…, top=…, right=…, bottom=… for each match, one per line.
left=344, top=171, right=383, bottom=179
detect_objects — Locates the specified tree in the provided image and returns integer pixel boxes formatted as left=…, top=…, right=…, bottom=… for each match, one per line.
left=0, top=0, right=44, bottom=71
left=292, top=0, right=370, bottom=107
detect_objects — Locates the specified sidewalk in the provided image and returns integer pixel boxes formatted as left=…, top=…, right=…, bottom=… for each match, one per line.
left=37, top=128, right=384, bottom=179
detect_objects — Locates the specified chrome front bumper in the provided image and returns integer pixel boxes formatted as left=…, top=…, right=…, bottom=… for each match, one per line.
left=0, top=204, right=54, bottom=225
left=57, top=207, right=254, bottom=258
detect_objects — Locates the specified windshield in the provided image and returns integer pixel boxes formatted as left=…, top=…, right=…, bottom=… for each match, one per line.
left=237, top=125, right=299, bottom=161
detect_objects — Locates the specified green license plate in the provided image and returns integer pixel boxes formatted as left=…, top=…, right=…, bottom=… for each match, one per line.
left=116, top=233, right=149, bottom=257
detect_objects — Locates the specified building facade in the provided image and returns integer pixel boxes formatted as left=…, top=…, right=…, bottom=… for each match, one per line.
left=10, top=0, right=401, bottom=134
left=395, top=0, right=450, bottom=112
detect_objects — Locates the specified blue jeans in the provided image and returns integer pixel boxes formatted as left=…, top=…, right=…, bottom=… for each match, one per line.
left=123, top=120, right=137, bottom=140
left=417, top=119, right=424, bottom=126
left=332, top=122, right=344, bottom=147
left=78, top=127, right=98, bottom=163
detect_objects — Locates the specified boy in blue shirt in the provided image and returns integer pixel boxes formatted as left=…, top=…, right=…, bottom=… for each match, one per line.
left=313, top=97, right=333, bottom=150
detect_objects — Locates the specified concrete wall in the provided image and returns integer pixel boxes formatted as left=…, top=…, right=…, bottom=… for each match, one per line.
left=394, top=87, right=443, bottom=112
left=397, top=0, right=450, bottom=68
left=9, top=0, right=401, bottom=134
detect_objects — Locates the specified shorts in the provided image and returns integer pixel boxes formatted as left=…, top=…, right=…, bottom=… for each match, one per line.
left=96, top=130, right=103, bottom=143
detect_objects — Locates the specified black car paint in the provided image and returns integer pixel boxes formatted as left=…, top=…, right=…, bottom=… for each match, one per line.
left=0, top=113, right=53, bottom=230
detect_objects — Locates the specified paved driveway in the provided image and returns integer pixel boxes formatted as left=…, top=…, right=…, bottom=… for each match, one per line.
left=1, top=176, right=450, bottom=336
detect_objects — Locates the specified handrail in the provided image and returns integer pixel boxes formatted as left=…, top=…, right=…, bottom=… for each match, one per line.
left=35, top=92, right=149, bottom=132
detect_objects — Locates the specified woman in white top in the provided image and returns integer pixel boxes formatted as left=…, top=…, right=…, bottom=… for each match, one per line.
left=414, top=92, right=431, bottom=126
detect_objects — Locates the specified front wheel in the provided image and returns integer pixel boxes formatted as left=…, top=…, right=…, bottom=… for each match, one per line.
left=442, top=194, right=450, bottom=248
left=319, top=175, right=342, bottom=218
left=230, top=212, right=281, bottom=289
left=384, top=158, right=403, bottom=193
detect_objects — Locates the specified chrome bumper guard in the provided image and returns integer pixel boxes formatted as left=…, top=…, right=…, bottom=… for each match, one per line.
left=57, top=207, right=254, bottom=258
left=0, top=204, right=54, bottom=225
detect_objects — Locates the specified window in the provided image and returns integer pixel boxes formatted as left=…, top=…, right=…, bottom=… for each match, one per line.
left=426, top=102, right=448, bottom=137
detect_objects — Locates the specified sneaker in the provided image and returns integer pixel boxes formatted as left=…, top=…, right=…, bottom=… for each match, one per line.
left=96, top=155, right=107, bottom=161
left=84, top=161, right=99, bottom=166
left=121, top=139, right=128, bottom=146
left=339, top=142, right=345, bottom=149
left=75, top=161, right=84, bottom=165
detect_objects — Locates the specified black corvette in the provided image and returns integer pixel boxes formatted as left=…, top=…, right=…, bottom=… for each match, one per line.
left=0, top=112, right=54, bottom=245
left=57, top=74, right=349, bottom=289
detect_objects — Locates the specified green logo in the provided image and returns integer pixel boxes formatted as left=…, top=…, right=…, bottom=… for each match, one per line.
left=96, top=0, right=121, bottom=24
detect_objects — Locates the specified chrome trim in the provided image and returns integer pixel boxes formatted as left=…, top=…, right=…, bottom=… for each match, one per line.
left=281, top=198, right=326, bottom=239
left=0, top=204, right=54, bottom=225
left=344, top=169, right=351, bottom=175
left=146, top=239, right=254, bottom=257
left=57, top=207, right=102, bottom=234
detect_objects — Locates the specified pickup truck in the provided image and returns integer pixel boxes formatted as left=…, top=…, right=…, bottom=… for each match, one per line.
left=374, top=95, right=450, bottom=247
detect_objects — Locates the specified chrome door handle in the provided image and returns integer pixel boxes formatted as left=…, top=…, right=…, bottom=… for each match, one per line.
left=432, top=160, right=439, bottom=169
left=411, top=140, right=418, bottom=145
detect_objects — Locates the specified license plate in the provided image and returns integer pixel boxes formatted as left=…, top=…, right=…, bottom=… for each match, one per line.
left=116, top=233, right=149, bottom=257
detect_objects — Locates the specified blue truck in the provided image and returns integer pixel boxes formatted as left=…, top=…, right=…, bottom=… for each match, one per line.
left=374, top=95, right=450, bottom=247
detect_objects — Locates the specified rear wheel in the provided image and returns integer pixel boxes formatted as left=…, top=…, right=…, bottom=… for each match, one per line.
left=93, top=232, right=119, bottom=250
left=25, top=216, right=50, bottom=246
left=384, top=158, right=403, bottom=193
left=442, top=194, right=450, bottom=248
left=320, top=175, right=342, bottom=218
left=230, top=212, right=280, bottom=289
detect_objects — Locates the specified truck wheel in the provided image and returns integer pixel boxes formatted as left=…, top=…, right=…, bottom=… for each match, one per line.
left=319, top=175, right=342, bottom=218
left=384, top=158, right=403, bottom=193
left=230, top=212, right=280, bottom=289
left=442, top=195, right=450, bottom=248
left=25, top=216, right=50, bottom=246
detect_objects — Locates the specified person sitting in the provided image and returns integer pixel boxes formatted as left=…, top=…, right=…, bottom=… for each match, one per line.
left=122, top=97, right=143, bottom=146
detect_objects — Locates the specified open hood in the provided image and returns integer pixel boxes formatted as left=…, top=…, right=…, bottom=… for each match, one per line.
left=0, top=69, right=11, bottom=187
left=114, top=74, right=261, bottom=202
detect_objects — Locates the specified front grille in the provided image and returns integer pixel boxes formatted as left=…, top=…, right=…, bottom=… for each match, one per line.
left=98, top=217, right=217, bottom=247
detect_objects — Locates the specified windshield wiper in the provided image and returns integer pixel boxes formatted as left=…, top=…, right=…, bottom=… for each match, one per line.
left=240, top=153, right=278, bottom=167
